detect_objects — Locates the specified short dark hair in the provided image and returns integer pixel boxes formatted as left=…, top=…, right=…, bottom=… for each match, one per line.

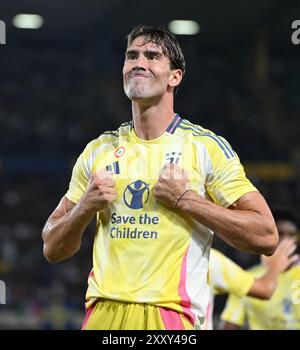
left=125, top=24, right=186, bottom=94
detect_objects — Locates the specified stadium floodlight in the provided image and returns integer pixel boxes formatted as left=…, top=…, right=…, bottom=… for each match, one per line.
left=13, top=14, right=44, bottom=29
left=168, top=20, right=200, bottom=35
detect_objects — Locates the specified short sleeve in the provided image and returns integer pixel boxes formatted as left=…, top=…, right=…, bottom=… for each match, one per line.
left=220, top=294, right=246, bottom=327
left=205, top=136, right=257, bottom=207
left=65, top=142, right=93, bottom=204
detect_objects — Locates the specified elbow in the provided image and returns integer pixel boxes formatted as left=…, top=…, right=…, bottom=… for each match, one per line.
left=257, top=287, right=273, bottom=300
left=259, top=282, right=276, bottom=300
left=42, top=238, right=80, bottom=264
left=261, top=241, right=278, bottom=257
left=43, top=243, right=61, bottom=264
left=42, top=231, right=59, bottom=264
left=260, top=291, right=273, bottom=300
left=255, top=222, right=279, bottom=256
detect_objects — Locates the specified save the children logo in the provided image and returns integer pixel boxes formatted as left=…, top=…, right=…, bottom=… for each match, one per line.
left=123, top=180, right=150, bottom=209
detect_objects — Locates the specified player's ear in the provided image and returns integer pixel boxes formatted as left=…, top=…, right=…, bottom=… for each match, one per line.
left=168, top=69, right=182, bottom=88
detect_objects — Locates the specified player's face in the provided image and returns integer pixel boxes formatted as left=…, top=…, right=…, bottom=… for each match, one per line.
left=123, top=36, right=176, bottom=102
left=277, top=219, right=298, bottom=242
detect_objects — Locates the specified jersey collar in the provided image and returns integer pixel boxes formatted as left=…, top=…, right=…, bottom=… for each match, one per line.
left=166, top=114, right=182, bottom=134
left=130, top=114, right=182, bottom=135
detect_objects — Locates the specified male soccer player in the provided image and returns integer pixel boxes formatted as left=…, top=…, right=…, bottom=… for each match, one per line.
left=202, top=238, right=298, bottom=330
left=220, top=210, right=300, bottom=330
left=42, top=25, right=278, bottom=330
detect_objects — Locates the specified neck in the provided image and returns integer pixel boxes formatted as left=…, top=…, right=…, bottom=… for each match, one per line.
left=131, top=94, right=176, bottom=140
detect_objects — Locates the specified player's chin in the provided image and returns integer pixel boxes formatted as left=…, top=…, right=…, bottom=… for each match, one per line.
left=125, top=86, right=146, bottom=100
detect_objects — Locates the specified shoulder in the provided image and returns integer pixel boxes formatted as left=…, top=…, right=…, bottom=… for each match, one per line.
left=100, top=121, right=131, bottom=143
left=209, top=249, right=240, bottom=276
left=210, top=249, right=243, bottom=273
left=102, top=121, right=132, bottom=138
left=176, top=118, right=237, bottom=160
left=84, top=121, right=131, bottom=153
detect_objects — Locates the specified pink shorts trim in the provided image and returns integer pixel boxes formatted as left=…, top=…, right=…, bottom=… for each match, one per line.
left=159, top=307, right=185, bottom=330
left=81, top=305, right=95, bottom=330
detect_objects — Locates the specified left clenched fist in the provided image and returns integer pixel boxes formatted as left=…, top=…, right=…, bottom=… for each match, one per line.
left=153, top=163, right=191, bottom=208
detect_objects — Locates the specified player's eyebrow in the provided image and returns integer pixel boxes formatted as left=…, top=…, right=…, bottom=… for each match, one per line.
left=125, top=49, right=139, bottom=58
left=125, top=49, right=163, bottom=59
left=144, top=50, right=163, bottom=59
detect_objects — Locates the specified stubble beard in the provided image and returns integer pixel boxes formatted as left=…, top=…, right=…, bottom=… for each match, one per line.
left=124, top=79, right=151, bottom=101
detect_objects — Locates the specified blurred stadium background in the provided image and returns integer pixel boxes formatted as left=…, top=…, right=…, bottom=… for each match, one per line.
left=0, top=0, right=300, bottom=329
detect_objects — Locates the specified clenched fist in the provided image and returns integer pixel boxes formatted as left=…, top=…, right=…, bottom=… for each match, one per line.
left=153, top=163, right=191, bottom=208
left=80, top=170, right=117, bottom=213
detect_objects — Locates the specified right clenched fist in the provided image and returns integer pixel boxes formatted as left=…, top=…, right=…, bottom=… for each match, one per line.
left=80, top=170, right=117, bottom=213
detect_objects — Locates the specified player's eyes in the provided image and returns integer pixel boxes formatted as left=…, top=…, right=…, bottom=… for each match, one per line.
left=126, top=53, right=138, bottom=60
left=149, top=54, right=159, bottom=60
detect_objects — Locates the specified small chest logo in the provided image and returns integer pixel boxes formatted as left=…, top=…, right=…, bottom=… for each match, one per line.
left=106, top=161, right=120, bottom=174
left=123, top=180, right=150, bottom=209
left=114, top=146, right=125, bottom=158
left=166, top=151, right=182, bottom=164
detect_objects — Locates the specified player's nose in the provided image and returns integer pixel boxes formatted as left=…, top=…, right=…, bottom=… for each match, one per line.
left=134, top=54, right=148, bottom=68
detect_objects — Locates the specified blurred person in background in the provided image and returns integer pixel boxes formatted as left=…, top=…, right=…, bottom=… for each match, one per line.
left=42, top=24, right=278, bottom=330
left=220, top=209, right=300, bottom=330
left=202, top=238, right=298, bottom=330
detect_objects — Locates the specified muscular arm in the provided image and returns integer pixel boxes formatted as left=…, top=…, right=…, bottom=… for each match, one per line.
left=42, top=171, right=116, bottom=263
left=177, top=191, right=278, bottom=255
left=42, top=196, right=95, bottom=263
left=154, top=164, right=278, bottom=255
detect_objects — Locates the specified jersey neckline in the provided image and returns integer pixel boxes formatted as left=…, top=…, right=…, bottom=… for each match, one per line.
left=129, top=114, right=182, bottom=144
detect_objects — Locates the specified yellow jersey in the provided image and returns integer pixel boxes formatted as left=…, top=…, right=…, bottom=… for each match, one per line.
left=65, top=115, right=257, bottom=329
left=202, top=248, right=254, bottom=330
left=221, top=263, right=300, bottom=329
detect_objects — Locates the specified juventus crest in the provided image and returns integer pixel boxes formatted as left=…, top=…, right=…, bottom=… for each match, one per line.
left=165, top=152, right=182, bottom=164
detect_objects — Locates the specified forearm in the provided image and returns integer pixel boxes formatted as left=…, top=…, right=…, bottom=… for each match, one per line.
left=177, top=191, right=277, bottom=255
left=42, top=202, right=95, bottom=263
left=250, top=269, right=279, bottom=299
